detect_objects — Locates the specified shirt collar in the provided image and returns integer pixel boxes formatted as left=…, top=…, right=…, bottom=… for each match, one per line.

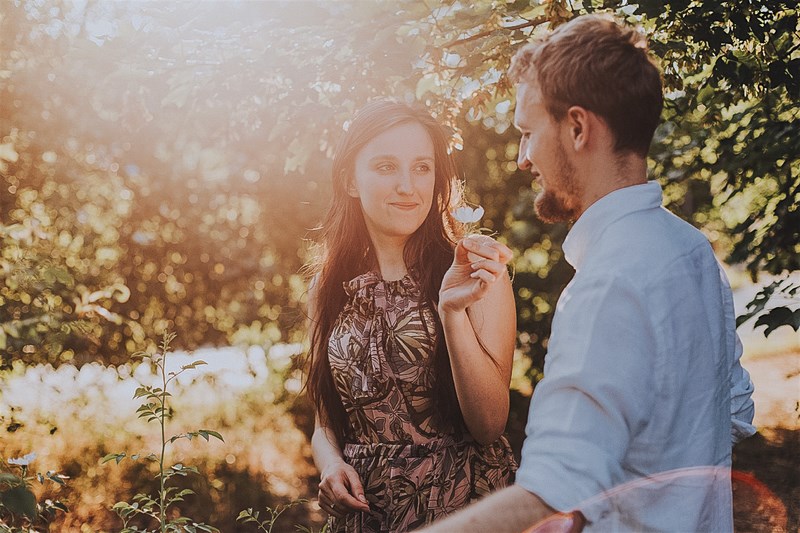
left=562, top=181, right=663, bottom=268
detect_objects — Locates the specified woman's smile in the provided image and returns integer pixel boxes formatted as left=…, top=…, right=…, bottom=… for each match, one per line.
left=389, top=201, right=419, bottom=210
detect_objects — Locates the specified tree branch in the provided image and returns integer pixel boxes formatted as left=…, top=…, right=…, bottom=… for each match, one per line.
left=443, top=16, right=547, bottom=48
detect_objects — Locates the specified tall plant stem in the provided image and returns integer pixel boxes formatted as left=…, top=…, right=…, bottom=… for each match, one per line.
left=159, top=348, right=168, bottom=532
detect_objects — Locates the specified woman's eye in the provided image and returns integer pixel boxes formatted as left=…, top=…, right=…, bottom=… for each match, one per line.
left=415, top=164, right=432, bottom=173
left=377, top=163, right=394, bottom=172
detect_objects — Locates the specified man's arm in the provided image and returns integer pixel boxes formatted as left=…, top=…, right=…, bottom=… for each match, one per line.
left=424, top=276, right=653, bottom=533
left=718, top=264, right=756, bottom=443
left=729, top=321, right=756, bottom=443
left=420, top=485, right=556, bottom=533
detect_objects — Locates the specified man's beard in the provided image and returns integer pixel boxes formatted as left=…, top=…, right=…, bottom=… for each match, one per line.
left=534, top=141, right=582, bottom=223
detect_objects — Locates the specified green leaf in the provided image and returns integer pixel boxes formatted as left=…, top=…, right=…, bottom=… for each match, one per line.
left=50, top=500, right=68, bottom=513
left=102, top=453, right=126, bottom=464
left=737, top=280, right=779, bottom=326
left=133, top=386, right=152, bottom=399
left=237, top=509, right=255, bottom=521
left=47, top=472, right=67, bottom=485
left=1, top=485, right=37, bottom=519
left=198, top=429, right=224, bottom=442
left=754, top=306, right=800, bottom=337
left=181, top=360, right=207, bottom=370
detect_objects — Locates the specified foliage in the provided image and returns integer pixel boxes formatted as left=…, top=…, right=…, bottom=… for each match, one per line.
left=0, top=452, right=67, bottom=531
left=737, top=276, right=800, bottom=337
left=102, top=331, right=222, bottom=533
left=413, top=0, right=800, bottom=365
left=0, top=345, right=320, bottom=531
left=1, top=0, right=796, bottom=376
left=237, top=500, right=327, bottom=533
left=0, top=131, right=136, bottom=367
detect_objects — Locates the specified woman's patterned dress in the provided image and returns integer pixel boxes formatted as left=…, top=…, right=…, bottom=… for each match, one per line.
left=327, top=271, right=517, bottom=532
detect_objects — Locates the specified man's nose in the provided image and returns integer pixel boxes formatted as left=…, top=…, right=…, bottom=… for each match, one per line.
left=517, top=140, right=531, bottom=170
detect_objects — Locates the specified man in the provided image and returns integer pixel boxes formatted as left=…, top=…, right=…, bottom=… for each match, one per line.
left=423, top=14, right=755, bottom=532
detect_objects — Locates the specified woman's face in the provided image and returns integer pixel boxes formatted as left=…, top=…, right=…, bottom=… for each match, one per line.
left=349, top=121, right=436, bottom=244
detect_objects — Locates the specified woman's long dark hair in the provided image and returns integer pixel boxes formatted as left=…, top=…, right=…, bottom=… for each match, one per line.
left=305, top=100, right=466, bottom=444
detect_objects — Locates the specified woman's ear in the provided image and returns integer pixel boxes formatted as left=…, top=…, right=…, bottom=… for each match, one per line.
left=346, top=179, right=359, bottom=198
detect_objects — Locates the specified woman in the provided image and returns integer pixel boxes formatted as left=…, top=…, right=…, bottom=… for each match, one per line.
left=306, top=100, right=517, bottom=532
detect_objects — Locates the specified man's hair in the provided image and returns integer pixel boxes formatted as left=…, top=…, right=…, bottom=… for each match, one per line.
left=509, top=14, right=663, bottom=157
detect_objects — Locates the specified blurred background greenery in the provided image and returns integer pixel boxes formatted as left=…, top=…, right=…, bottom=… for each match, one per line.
left=0, top=0, right=797, bottom=531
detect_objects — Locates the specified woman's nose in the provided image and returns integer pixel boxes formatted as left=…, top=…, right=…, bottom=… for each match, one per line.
left=395, top=171, right=413, bottom=194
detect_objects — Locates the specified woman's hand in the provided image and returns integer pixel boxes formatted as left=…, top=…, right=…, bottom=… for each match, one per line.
left=439, top=234, right=513, bottom=313
left=318, top=460, right=370, bottom=518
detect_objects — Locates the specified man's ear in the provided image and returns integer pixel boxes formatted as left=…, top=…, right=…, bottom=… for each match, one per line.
left=565, top=106, right=591, bottom=151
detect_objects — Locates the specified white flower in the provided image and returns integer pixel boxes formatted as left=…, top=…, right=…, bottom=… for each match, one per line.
left=8, top=452, right=36, bottom=466
left=452, top=205, right=484, bottom=224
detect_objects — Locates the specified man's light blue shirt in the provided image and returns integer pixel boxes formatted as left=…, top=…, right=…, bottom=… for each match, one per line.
left=515, top=181, right=755, bottom=532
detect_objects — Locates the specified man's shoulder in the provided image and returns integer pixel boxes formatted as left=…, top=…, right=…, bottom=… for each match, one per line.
left=591, top=206, right=712, bottom=271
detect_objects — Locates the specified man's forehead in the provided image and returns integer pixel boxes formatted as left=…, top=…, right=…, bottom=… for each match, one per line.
left=517, top=82, right=543, bottom=104
left=513, top=82, right=543, bottom=128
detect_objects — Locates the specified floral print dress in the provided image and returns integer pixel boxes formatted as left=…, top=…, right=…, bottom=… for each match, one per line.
left=327, top=271, right=516, bottom=532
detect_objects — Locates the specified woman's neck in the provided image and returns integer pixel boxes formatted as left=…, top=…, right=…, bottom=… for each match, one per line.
left=369, top=234, right=408, bottom=281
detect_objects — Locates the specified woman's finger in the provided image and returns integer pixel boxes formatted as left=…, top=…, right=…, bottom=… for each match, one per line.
left=331, top=485, right=368, bottom=511
left=463, top=236, right=513, bottom=264
left=470, top=269, right=496, bottom=285
left=319, top=500, right=346, bottom=519
left=344, top=468, right=371, bottom=512
left=463, top=239, right=500, bottom=262
left=470, top=259, right=507, bottom=277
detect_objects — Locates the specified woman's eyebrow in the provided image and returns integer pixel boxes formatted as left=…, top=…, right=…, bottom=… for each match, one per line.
left=368, top=154, right=399, bottom=162
left=367, top=155, right=434, bottom=163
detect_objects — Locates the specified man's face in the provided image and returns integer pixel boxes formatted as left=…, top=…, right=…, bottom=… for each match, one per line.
left=514, top=83, right=582, bottom=223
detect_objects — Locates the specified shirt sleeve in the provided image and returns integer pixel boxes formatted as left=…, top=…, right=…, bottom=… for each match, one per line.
left=718, top=267, right=756, bottom=443
left=729, top=333, right=756, bottom=443
left=514, top=275, right=656, bottom=512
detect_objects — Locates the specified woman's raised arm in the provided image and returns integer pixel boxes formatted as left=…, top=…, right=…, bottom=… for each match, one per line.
left=438, top=235, right=516, bottom=444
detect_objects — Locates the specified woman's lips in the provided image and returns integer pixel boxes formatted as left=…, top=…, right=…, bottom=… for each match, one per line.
left=390, top=202, right=418, bottom=210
